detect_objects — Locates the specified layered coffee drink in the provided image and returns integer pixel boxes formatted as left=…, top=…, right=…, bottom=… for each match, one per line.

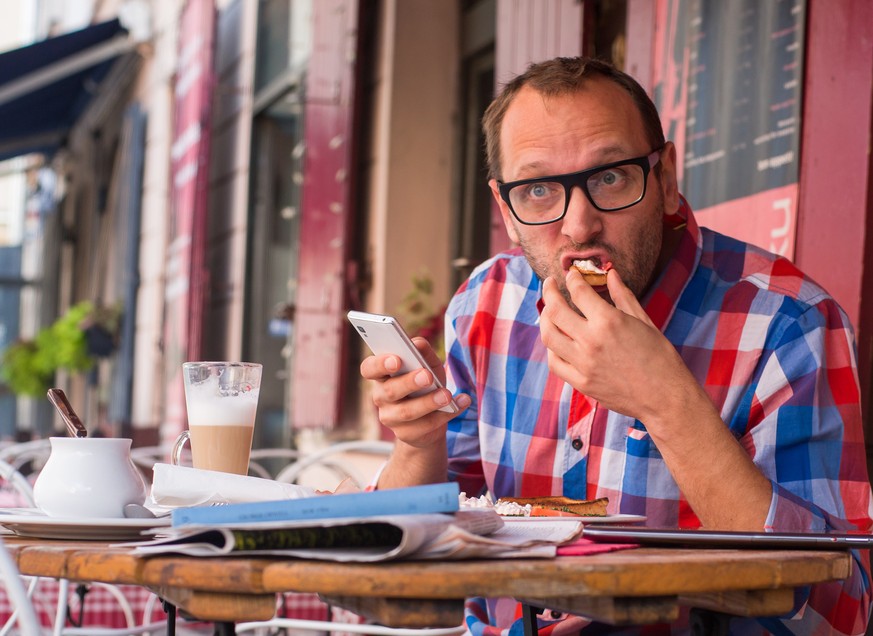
left=176, top=362, right=262, bottom=475
left=186, top=400, right=257, bottom=474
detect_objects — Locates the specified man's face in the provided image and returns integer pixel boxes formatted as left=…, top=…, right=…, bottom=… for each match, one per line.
left=489, top=78, right=679, bottom=304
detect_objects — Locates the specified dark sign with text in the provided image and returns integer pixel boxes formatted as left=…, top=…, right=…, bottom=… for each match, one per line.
left=653, top=0, right=806, bottom=257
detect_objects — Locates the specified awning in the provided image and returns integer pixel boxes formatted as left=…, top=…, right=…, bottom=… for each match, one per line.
left=0, top=19, right=136, bottom=162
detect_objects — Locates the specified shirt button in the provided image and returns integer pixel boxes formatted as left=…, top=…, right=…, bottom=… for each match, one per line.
left=571, top=438, right=583, bottom=451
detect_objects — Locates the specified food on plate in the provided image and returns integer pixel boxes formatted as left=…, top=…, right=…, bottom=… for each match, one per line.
left=459, top=492, right=610, bottom=517
left=572, top=259, right=609, bottom=286
left=498, top=496, right=609, bottom=517
left=459, top=493, right=531, bottom=516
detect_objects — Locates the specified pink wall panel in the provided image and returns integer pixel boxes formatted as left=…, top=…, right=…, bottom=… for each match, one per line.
left=291, top=0, right=360, bottom=429
left=796, top=0, right=873, bottom=415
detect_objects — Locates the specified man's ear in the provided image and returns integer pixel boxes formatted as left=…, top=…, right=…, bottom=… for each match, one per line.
left=658, top=142, right=681, bottom=215
left=490, top=179, right=521, bottom=244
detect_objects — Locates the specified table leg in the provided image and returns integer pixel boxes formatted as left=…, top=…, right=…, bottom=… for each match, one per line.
left=165, top=602, right=176, bottom=636
left=522, top=603, right=541, bottom=636
left=689, top=608, right=730, bottom=635
left=160, top=599, right=238, bottom=635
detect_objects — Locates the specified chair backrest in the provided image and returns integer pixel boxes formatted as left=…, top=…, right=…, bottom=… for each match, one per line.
left=0, top=457, right=37, bottom=508
left=275, top=440, right=393, bottom=489
left=0, top=439, right=51, bottom=478
left=247, top=448, right=303, bottom=480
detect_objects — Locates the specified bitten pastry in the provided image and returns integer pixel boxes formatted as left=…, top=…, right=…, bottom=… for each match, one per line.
left=572, top=259, right=609, bottom=286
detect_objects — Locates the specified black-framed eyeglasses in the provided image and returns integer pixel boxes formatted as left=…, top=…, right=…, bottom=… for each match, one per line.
left=497, top=148, right=663, bottom=226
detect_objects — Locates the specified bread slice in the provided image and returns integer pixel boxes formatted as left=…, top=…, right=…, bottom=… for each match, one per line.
left=572, top=259, right=608, bottom=286
left=499, top=496, right=609, bottom=517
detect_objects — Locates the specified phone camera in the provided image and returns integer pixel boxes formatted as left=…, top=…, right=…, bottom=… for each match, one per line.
left=356, top=326, right=366, bottom=333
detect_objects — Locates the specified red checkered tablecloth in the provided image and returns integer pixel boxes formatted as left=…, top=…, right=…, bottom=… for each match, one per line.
left=0, top=578, right=169, bottom=630
left=0, top=578, right=331, bottom=631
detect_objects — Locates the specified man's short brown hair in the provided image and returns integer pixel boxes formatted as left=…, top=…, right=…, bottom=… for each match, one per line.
left=482, top=57, right=666, bottom=180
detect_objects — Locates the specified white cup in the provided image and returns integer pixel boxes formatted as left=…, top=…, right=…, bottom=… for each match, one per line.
left=33, top=437, right=148, bottom=518
left=172, top=361, right=262, bottom=475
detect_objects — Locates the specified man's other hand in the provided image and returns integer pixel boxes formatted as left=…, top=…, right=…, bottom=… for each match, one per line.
left=540, top=267, right=692, bottom=423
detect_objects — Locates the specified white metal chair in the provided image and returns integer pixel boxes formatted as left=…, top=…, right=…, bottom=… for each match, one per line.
left=0, top=439, right=52, bottom=480
left=0, top=452, right=171, bottom=635
left=275, top=440, right=394, bottom=489
left=235, top=617, right=466, bottom=636
left=0, top=536, right=41, bottom=636
left=247, top=448, right=302, bottom=480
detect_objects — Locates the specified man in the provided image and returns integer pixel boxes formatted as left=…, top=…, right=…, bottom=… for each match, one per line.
left=360, top=57, right=872, bottom=634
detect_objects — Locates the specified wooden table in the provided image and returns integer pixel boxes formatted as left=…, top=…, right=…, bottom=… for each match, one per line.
left=1, top=537, right=852, bottom=629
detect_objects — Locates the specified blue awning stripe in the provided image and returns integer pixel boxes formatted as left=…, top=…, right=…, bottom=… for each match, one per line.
left=0, top=19, right=131, bottom=161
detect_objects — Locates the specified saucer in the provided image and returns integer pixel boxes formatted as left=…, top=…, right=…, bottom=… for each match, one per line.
left=0, top=508, right=170, bottom=541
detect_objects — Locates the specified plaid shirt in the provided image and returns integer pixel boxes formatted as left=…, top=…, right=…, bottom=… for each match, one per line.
left=445, top=199, right=873, bottom=635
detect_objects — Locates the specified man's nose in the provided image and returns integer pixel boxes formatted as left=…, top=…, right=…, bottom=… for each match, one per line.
left=560, top=185, right=603, bottom=244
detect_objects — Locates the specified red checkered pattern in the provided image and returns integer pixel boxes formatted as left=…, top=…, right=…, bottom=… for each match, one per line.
left=0, top=578, right=167, bottom=630
left=0, top=578, right=330, bottom=631
left=445, top=197, right=873, bottom=634
left=271, top=592, right=331, bottom=622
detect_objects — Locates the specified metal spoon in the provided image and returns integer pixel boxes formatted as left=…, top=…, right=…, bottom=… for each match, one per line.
left=46, top=388, right=87, bottom=438
left=123, top=503, right=157, bottom=519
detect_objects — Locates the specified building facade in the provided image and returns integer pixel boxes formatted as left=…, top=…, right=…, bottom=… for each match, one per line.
left=1, top=0, right=871, bottom=466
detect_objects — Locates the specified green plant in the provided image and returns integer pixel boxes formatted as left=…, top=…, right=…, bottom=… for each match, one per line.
left=0, top=301, right=120, bottom=397
left=39, top=301, right=95, bottom=373
left=0, top=340, right=53, bottom=397
left=396, top=270, right=447, bottom=358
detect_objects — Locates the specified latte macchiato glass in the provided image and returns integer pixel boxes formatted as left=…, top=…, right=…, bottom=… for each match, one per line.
left=173, top=361, right=262, bottom=475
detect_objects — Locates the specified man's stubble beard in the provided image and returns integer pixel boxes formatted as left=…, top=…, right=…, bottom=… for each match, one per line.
left=516, top=194, right=665, bottom=311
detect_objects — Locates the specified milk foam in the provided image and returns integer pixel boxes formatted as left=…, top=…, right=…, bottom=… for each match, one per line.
left=186, top=396, right=257, bottom=427
left=185, top=377, right=258, bottom=427
left=184, top=367, right=260, bottom=427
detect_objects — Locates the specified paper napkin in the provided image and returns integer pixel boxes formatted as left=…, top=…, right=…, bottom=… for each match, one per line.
left=149, top=462, right=317, bottom=509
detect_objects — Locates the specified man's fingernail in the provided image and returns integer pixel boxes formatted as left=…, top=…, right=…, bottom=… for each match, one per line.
left=385, top=357, right=399, bottom=372
left=434, top=391, right=449, bottom=406
left=456, top=394, right=471, bottom=409
left=415, top=370, right=431, bottom=387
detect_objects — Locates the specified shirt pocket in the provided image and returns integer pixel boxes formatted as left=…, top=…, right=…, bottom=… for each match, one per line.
left=625, top=421, right=662, bottom=459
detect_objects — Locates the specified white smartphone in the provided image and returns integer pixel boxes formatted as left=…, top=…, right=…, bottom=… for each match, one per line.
left=347, top=310, right=460, bottom=414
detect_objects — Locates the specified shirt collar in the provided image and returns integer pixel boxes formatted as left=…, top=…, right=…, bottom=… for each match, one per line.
left=641, top=195, right=701, bottom=332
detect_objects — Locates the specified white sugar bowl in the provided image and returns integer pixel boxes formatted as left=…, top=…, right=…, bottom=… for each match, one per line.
left=33, top=437, right=148, bottom=518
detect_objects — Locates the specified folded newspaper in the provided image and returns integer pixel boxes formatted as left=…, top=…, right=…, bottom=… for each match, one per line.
left=131, top=509, right=582, bottom=562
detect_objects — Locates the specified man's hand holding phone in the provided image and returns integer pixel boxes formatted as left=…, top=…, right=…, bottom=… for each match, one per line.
left=350, top=311, right=470, bottom=451
left=360, top=341, right=465, bottom=449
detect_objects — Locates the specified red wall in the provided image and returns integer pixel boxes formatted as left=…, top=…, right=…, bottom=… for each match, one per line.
left=626, top=0, right=873, bottom=426
left=291, top=0, right=362, bottom=429
left=795, top=0, right=873, bottom=418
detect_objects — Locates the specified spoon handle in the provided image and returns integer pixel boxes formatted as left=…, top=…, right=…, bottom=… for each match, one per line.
left=47, top=388, right=88, bottom=438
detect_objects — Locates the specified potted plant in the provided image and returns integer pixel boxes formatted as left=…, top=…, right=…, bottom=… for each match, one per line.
left=0, top=301, right=122, bottom=397
left=78, top=303, right=121, bottom=358
left=396, top=270, right=447, bottom=358
left=0, top=339, right=54, bottom=397
left=38, top=301, right=95, bottom=373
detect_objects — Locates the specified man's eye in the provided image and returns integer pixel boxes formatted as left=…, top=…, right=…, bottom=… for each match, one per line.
left=593, top=169, right=624, bottom=188
left=523, top=182, right=559, bottom=199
